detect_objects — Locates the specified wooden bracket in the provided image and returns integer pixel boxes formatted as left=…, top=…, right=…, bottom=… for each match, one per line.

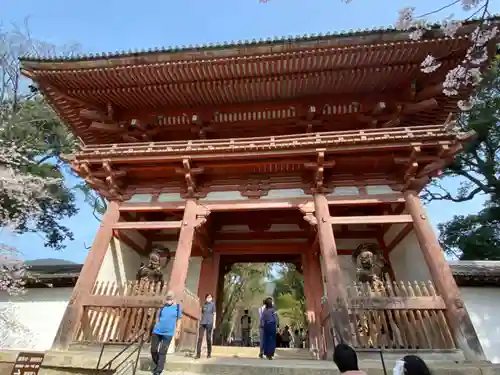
left=304, top=151, right=335, bottom=191
left=175, top=158, right=204, bottom=197
left=239, top=179, right=271, bottom=199
left=195, top=205, right=211, bottom=228
left=72, top=160, right=125, bottom=200
left=299, top=201, right=317, bottom=226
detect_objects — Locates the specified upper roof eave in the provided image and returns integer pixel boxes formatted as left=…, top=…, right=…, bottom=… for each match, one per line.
left=18, top=17, right=498, bottom=70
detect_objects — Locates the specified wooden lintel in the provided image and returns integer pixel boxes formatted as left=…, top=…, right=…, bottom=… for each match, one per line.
left=387, top=223, right=414, bottom=252
left=348, top=296, right=445, bottom=310
left=113, top=230, right=145, bottom=253
left=213, top=242, right=306, bottom=254
left=82, top=294, right=164, bottom=308
left=329, top=214, right=413, bottom=225
left=118, top=194, right=404, bottom=213
left=113, top=221, right=182, bottom=230
left=120, top=202, right=186, bottom=212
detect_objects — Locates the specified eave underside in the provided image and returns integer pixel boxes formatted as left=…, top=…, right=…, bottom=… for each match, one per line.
left=21, top=37, right=474, bottom=144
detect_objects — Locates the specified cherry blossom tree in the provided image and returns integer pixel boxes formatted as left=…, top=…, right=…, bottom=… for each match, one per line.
left=0, top=21, right=80, bottom=348
left=262, top=0, right=497, bottom=110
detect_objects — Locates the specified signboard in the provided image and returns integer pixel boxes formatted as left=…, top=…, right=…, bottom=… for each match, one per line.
left=10, top=352, right=45, bottom=375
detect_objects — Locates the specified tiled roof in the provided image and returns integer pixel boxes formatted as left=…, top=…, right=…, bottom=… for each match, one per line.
left=450, top=261, right=500, bottom=277
left=19, top=17, right=497, bottom=63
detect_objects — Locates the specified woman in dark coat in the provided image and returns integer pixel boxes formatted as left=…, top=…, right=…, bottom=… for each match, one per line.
left=260, top=297, right=279, bottom=359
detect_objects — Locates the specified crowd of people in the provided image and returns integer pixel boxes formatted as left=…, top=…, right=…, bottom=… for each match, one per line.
left=148, top=291, right=434, bottom=375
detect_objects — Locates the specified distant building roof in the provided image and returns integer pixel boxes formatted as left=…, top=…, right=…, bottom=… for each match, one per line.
left=24, top=259, right=82, bottom=288
left=450, top=261, right=500, bottom=287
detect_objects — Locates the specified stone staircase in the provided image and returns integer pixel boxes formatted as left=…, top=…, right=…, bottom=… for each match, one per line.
left=1, top=346, right=500, bottom=375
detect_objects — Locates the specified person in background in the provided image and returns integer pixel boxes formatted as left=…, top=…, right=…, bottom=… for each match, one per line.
left=260, top=297, right=279, bottom=359
left=299, top=328, right=305, bottom=348
left=258, top=299, right=266, bottom=358
left=240, top=309, right=252, bottom=347
left=393, top=355, right=432, bottom=375
left=294, top=329, right=301, bottom=348
left=276, top=328, right=283, bottom=348
left=195, top=293, right=216, bottom=359
left=281, top=325, right=292, bottom=348
left=151, top=291, right=182, bottom=375
left=332, top=343, right=367, bottom=375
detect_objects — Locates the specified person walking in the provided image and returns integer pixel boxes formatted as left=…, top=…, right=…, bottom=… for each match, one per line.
left=150, top=291, right=182, bottom=375
left=240, top=309, right=252, bottom=347
left=281, top=325, right=291, bottom=348
left=258, top=299, right=266, bottom=358
left=195, top=293, right=216, bottom=359
left=260, top=297, right=279, bottom=360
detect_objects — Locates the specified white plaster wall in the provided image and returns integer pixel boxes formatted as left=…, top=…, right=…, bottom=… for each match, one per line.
left=459, top=287, right=500, bottom=364
left=389, top=230, right=432, bottom=282
left=152, top=240, right=202, bottom=295
left=96, top=232, right=145, bottom=284
left=0, top=288, right=73, bottom=351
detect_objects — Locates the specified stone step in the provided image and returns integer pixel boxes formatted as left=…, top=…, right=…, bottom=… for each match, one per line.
left=208, top=346, right=316, bottom=360
left=136, top=355, right=500, bottom=375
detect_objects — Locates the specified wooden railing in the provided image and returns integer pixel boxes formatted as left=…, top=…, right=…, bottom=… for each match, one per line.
left=75, top=280, right=200, bottom=353
left=319, top=280, right=455, bottom=357
left=76, top=124, right=453, bottom=155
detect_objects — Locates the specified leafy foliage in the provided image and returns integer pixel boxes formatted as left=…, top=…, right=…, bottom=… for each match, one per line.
left=432, top=58, right=500, bottom=259
left=272, top=264, right=306, bottom=328
left=215, top=263, right=271, bottom=343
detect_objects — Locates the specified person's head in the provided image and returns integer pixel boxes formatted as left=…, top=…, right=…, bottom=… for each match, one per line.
left=205, top=293, right=213, bottom=303
left=300, top=328, right=304, bottom=332
left=264, top=297, right=273, bottom=308
left=284, top=325, right=289, bottom=331
left=395, top=355, right=431, bottom=375
left=164, top=291, right=175, bottom=306
left=333, top=344, right=359, bottom=373
left=262, top=299, right=267, bottom=306
left=244, top=309, right=249, bottom=314
left=294, top=329, right=299, bottom=334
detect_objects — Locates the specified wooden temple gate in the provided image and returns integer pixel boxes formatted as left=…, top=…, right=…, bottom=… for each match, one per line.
left=19, top=21, right=495, bottom=360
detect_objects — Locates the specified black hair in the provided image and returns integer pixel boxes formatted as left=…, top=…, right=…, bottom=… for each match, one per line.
left=333, top=344, right=359, bottom=373
left=402, top=355, right=432, bottom=375
left=205, top=293, right=212, bottom=299
left=264, top=297, right=273, bottom=308
left=294, top=329, right=299, bottom=334
left=244, top=309, right=249, bottom=313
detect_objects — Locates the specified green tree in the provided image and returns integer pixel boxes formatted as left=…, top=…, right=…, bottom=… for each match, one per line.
left=215, top=263, right=271, bottom=343
left=423, top=57, right=500, bottom=260
left=273, top=264, right=306, bottom=328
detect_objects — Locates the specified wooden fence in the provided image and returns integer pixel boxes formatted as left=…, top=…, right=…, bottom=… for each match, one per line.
left=75, top=280, right=200, bottom=352
left=320, top=280, right=455, bottom=356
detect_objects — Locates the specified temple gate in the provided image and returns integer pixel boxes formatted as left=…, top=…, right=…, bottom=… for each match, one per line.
left=20, top=21, right=494, bottom=361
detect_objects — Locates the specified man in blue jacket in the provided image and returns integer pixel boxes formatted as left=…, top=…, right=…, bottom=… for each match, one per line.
left=151, top=291, right=182, bottom=375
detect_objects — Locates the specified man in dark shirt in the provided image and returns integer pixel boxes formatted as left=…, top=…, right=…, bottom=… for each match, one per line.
left=195, top=293, right=216, bottom=359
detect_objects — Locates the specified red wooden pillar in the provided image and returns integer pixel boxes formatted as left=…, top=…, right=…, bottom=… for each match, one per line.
left=313, top=193, right=351, bottom=345
left=52, top=200, right=121, bottom=350
left=404, top=190, right=485, bottom=361
left=302, top=250, right=322, bottom=355
left=197, top=253, right=220, bottom=301
left=168, top=199, right=199, bottom=299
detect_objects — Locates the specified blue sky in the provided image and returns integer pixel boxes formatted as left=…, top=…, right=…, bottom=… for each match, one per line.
left=1, top=0, right=496, bottom=263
